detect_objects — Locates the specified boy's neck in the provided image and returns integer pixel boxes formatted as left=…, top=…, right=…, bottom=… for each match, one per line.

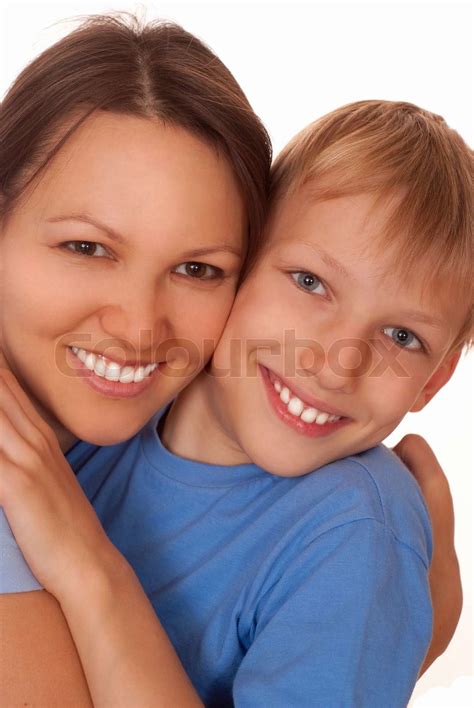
left=160, top=370, right=251, bottom=467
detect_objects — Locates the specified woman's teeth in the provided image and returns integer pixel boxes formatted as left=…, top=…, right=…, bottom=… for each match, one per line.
left=71, top=346, right=157, bottom=383
left=272, top=378, right=341, bottom=424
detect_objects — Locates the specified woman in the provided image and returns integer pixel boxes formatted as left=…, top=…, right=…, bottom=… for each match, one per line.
left=0, top=15, right=462, bottom=706
left=0, top=14, right=270, bottom=704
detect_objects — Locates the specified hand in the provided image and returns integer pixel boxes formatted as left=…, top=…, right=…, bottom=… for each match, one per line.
left=0, top=368, right=117, bottom=601
left=0, top=368, right=203, bottom=707
left=392, top=434, right=462, bottom=674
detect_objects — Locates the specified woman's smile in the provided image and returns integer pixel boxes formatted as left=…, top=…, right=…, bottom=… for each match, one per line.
left=67, top=346, right=163, bottom=399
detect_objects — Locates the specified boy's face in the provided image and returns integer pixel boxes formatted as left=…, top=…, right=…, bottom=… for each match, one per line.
left=209, top=188, right=463, bottom=476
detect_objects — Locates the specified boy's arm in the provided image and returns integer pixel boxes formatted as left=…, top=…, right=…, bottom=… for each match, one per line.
left=232, top=517, right=431, bottom=706
left=392, top=434, right=463, bottom=675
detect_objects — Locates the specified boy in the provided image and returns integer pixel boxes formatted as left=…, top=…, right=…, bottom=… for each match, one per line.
left=1, top=100, right=471, bottom=706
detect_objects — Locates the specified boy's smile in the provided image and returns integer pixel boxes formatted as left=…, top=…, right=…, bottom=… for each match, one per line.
left=165, top=187, right=463, bottom=476
left=260, top=364, right=352, bottom=436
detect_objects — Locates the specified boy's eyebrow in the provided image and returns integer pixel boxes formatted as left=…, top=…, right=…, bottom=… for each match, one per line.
left=292, top=240, right=445, bottom=329
left=397, top=309, right=445, bottom=329
left=46, top=213, right=242, bottom=257
left=299, top=241, right=353, bottom=281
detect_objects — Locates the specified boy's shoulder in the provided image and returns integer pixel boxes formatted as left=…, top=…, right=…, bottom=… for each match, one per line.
left=291, top=444, right=432, bottom=567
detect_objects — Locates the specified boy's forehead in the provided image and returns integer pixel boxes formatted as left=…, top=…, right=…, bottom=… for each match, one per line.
left=265, top=188, right=392, bottom=258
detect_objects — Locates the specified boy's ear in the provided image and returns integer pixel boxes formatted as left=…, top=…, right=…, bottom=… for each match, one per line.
left=410, top=350, right=462, bottom=413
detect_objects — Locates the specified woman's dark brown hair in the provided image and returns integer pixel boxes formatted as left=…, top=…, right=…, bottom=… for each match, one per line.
left=0, top=13, right=272, bottom=274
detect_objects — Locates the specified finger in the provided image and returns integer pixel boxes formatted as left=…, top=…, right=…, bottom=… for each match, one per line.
left=0, top=369, right=53, bottom=443
left=393, top=434, right=445, bottom=484
left=0, top=376, right=47, bottom=450
left=0, top=368, right=45, bottom=425
left=0, top=408, right=39, bottom=466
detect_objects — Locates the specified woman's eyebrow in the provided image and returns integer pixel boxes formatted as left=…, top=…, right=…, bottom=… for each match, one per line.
left=180, top=245, right=242, bottom=258
left=46, top=213, right=242, bottom=257
left=46, top=213, right=125, bottom=243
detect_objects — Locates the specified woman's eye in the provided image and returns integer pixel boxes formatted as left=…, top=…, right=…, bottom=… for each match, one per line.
left=63, top=241, right=109, bottom=258
left=290, top=271, right=326, bottom=295
left=383, top=327, right=423, bottom=351
left=173, top=262, right=223, bottom=280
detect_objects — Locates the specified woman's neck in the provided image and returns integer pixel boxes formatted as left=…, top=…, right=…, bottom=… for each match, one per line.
left=161, top=370, right=251, bottom=466
left=0, top=349, right=77, bottom=453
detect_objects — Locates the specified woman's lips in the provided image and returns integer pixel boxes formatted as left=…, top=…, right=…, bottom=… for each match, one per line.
left=66, top=346, right=160, bottom=399
left=259, top=365, right=351, bottom=438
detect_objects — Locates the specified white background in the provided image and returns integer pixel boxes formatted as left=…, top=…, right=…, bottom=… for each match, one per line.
left=0, top=1, right=472, bottom=705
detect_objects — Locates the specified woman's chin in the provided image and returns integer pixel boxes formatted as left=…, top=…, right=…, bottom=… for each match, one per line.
left=69, top=418, right=150, bottom=447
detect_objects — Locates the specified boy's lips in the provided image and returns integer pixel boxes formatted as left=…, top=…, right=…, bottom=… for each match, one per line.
left=259, top=365, right=351, bottom=439
left=262, top=365, right=349, bottom=418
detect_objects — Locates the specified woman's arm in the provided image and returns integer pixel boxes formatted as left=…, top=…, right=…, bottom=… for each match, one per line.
left=0, top=591, right=92, bottom=706
left=58, top=545, right=203, bottom=707
left=0, top=368, right=203, bottom=707
left=393, top=434, right=463, bottom=676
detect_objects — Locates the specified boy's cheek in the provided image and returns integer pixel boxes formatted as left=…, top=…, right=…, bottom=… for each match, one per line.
left=408, top=351, right=462, bottom=413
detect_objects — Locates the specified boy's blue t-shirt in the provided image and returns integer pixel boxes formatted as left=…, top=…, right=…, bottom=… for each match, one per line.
left=66, top=411, right=432, bottom=708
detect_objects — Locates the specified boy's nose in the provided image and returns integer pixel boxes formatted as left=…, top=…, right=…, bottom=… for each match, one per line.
left=299, top=337, right=373, bottom=394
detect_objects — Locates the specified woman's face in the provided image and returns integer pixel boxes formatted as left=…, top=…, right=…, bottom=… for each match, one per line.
left=0, top=112, right=245, bottom=448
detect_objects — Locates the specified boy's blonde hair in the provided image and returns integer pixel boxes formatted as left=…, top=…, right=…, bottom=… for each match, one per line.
left=271, top=101, right=473, bottom=354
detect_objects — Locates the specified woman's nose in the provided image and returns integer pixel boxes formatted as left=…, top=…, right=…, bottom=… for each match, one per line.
left=98, top=283, right=170, bottom=357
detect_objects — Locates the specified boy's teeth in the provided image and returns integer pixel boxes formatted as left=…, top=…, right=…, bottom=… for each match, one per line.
left=273, top=377, right=341, bottom=424
left=316, top=412, right=330, bottom=425
left=301, top=407, right=318, bottom=424
left=288, top=397, right=304, bottom=417
left=71, top=347, right=157, bottom=383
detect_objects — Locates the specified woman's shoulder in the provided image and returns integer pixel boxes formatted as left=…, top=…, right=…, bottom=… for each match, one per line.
left=0, top=508, right=42, bottom=593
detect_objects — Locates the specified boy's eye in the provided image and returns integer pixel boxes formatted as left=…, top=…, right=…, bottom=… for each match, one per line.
left=290, top=271, right=326, bottom=296
left=173, top=262, right=223, bottom=280
left=62, top=241, right=110, bottom=258
left=383, top=327, right=423, bottom=351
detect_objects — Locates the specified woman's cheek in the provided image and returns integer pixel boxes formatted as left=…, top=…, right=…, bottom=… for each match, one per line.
left=190, top=288, right=237, bottom=337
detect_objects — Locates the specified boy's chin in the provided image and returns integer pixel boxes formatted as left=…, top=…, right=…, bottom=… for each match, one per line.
left=249, top=448, right=339, bottom=478
left=250, top=436, right=390, bottom=478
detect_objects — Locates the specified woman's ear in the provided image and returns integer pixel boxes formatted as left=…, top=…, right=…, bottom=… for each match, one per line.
left=410, top=350, right=462, bottom=413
